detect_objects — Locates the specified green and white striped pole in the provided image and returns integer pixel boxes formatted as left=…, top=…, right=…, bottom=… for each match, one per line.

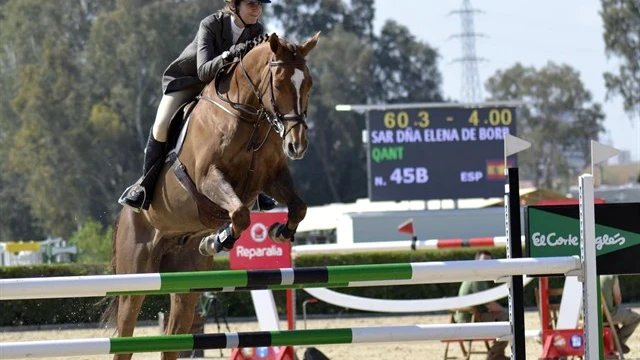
left=0, top=257, right=580, bottom=300
left=1, top=322, right=511, bottom=359
left=1, top=257, right=580, bottom=300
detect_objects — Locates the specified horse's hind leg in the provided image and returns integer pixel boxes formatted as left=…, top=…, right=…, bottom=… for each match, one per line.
left=111, top=207, right=156, bottom=360
left=113, top=295, right=146, bottom=360
left=161, top=237, right=214, bottom=360
left=161, top=293, right=201, bottom=360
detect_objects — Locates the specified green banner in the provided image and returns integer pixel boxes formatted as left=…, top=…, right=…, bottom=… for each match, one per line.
left=526, top=203, right=640, bottom=275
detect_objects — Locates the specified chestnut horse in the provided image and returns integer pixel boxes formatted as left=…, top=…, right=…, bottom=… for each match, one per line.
left=103, top=32, right=320, bottom=360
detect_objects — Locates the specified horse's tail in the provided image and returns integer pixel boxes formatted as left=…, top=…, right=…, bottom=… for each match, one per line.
left=97, top=209, right=122, bottom=331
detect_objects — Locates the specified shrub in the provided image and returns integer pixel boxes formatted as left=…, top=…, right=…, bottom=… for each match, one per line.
left=68, top=219, right=113, bottom=264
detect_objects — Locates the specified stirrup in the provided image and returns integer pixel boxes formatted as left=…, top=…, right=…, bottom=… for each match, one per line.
left=118, top=183, right=147, bottom=213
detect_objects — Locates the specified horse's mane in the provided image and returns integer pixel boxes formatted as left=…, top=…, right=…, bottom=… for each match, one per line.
left=246, top=33, right=271, bottom=52
left=245, top=33, right=299, bottom=59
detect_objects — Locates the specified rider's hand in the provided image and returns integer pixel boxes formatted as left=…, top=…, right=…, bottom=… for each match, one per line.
left=224, top=42, right=248, bottom=61
left=223, top=34, right=268, bottom=61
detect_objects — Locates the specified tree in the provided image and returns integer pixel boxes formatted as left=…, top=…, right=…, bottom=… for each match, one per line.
left=485, top=62, right=605, bottom=190
left=271, top=0, right=376, bottom=40
left=0, top=1, right=113, bottom=236
left=68, top=219, right=113, bottom=264
left=0, top=172, right=45, bottom=241
left=601, top=0, right=640, bottom=119
left=272, top=0, right=346, bottom=41
left=343, top=0, right=375, bottom=39
left=0, top=1, right=46, bottom=241
left=9, top=38, right=92, bottom=236
left=290, top=26, right=374, bottom=203
left=372, top=20, right=443, bottom=104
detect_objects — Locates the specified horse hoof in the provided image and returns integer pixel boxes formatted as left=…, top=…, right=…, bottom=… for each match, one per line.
left=199, top=235, right=215, bottom=256
left=200, top=225, right=237, bottom=255
left=268, top=223, right=284, bottom=242
left=268, top=222, right=294, bottom=243
left=199, top=234, right=229, bottom=255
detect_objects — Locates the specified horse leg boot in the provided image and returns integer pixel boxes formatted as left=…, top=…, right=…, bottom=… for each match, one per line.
left=265, top=166, right=307, bottom=243
left=199, top=206, right=251, bottom=255
left=118, top=130, right=166, bottom=212
left=200, top=222, right=236, bottom=254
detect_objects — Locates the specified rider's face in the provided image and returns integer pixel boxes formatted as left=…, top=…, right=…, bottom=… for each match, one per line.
left=236, top=1, right=263, bottom=25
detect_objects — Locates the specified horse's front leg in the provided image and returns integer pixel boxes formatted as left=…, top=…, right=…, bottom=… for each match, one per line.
left=265, top=165, right=307, bottom=243
left=198, top=165, right=250, bottom=255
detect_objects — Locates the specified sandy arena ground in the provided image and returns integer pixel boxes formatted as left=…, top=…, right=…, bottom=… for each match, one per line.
left=3, top=308, right=640, bottom=360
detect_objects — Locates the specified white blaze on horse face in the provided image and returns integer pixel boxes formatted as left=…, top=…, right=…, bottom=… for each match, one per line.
left=291, top=69, right=305, bottom=115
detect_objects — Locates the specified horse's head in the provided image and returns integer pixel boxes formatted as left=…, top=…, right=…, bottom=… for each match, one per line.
left=260, top=32, right=320, bottom=160
left=212, top=32, right=320, bottom=160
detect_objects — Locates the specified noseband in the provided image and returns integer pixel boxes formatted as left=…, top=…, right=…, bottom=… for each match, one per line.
left=205, top=52, right=309, bottom=139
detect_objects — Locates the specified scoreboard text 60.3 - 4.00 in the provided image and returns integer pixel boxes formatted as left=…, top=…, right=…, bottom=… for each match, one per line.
left=367, top=106, right=517, bottom=201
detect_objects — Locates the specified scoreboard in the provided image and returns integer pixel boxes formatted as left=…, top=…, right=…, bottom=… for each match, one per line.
left=367, top=106, right=517, bottom=201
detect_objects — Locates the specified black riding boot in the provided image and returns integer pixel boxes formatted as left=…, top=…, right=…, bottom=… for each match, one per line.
left=257, top=193, right=277, bottom=211
left=118, top=132, right=166, bottom=212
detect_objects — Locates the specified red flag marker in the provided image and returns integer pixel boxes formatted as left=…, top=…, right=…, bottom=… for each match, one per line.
left=398, top=218, right=418, bottom=250
left=397, top=218, right=415, bottom=236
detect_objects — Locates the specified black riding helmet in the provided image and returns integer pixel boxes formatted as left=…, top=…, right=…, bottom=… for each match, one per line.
left=233, top=0, right=271, bottom=28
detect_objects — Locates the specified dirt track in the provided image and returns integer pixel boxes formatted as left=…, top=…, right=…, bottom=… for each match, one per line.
left=3, top=309, right=640, bottom=360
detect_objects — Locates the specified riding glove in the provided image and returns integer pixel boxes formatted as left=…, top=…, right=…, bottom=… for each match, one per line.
left=223, top=34, right=269, bottom=61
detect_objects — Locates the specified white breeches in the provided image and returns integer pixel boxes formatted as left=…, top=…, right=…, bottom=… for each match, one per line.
left=152, top=88, right=202, bottom=142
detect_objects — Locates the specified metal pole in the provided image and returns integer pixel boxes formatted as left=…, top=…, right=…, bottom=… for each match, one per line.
left=365, top=110, right=373, bottom=200
left=506, top=167, right=525, bottom=359
left=302, top=298, right=318, bottom=329
left=580, top=174, right=601, bottom=360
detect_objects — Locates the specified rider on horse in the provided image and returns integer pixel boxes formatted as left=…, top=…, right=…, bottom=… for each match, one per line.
left=118, top=0, right=276, bottom=212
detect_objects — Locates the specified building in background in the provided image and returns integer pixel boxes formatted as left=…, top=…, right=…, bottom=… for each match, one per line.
left=295, top=187, right=569, bottom=245
left=0, top=237, right=77, bottom=266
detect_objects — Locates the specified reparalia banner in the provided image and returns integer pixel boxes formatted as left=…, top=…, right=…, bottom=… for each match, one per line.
left=229, top=212, right=292, bottom=270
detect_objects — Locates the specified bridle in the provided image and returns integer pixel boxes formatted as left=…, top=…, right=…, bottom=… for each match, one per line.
left=199, top=49, right=309, bottom=142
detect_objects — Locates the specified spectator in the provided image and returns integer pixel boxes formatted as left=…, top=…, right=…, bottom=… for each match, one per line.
left=601, top=274, right=640, bottom=354
left=454, top=250, right=509, bottom=360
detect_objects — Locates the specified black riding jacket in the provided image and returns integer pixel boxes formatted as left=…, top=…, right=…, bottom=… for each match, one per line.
left=162, top=11, right=264, bottom=94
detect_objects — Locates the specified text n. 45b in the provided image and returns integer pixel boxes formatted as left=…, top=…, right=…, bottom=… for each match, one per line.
left=388, top=167, right=429, bottom=185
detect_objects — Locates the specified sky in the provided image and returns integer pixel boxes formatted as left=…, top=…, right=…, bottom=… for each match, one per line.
left=373, top=0, right=640, bottom=162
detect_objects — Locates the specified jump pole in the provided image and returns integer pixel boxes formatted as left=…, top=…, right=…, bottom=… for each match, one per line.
left=291, top=236, right=526, bottom=256
left=0, top=257, right=581, bottom=300
left=0, top=322, right=512, bottom=359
